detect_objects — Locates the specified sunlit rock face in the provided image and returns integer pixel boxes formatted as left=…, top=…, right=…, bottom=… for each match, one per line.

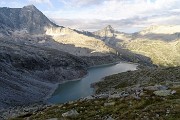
left=45, top=27, right=116, bottom=56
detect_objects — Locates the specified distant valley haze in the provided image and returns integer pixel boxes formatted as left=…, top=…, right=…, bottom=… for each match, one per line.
left=0, top=0, right=180, bottom=33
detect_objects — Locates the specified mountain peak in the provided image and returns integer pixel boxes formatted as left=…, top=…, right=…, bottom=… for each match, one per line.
left=103, top=25, right=115, bottom=33
left=23, top=5, right=37, bottom=10
left=93, top=25, right=115, bottom=39
left=106, top=25, right=113, bottom=28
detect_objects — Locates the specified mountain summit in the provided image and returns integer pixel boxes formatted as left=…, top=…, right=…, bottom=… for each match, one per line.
left=104, top=25, right=115, bottom=32
left=93, top=25, right=115, bottom=39
left=23, top=4, right=37, bottom=9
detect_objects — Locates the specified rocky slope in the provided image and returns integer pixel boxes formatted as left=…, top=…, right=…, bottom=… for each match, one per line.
left=45, top=27, right=115, bottom=56
left=122, top=39, right=180, bottom=66
left=0, top=39, right=88, bottom=109
left=122, top=25, right=180, bottom=67
left=9, top=67, right=180, bottom=120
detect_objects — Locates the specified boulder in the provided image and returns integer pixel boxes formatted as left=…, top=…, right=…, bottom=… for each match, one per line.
left=153, top=90, right=172, bottom=96
left=171, top=90, right=176, bottom=94
left=144, top=85, right=168, bottom=91
left=104, top=102, right=115, bottom=107
left=106, top=116, right=115, bottom=120
left=109, top=94, right=121, bottom=98
left=46, top=118, right=58, bottom=120
left=62, top=109, right=79, bottom=117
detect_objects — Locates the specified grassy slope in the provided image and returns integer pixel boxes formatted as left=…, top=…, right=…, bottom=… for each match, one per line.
left=121, top=39, right=180, bottom=67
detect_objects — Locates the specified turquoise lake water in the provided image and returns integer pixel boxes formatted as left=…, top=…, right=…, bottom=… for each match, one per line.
left=48, top=62, right=137, bottom=104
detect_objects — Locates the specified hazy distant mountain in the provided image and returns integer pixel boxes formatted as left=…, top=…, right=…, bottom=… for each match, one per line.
left=88, top=25, right=154, bottom=66
left=140, top=25, right=180, bottom=35
left=94, top=25, right=180, bottom=66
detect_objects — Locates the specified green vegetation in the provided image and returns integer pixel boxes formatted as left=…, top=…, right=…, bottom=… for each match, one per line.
left=95, top=67, right=180, bottom=93
left=11, top=87, right=180, bottom=120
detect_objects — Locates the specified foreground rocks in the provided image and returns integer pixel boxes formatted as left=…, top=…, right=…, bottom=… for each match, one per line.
left=153, top=90, right=175, bottom=96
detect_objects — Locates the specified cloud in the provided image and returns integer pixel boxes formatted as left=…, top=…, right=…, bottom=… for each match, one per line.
left=28, top=0, right=52, bottom=7
left=60, top=0, right=104, bottom=7
left=1, top=0, right=180, bottom=32
left=45, top=0, right=180, bottom=32
left=51, top=12, right=180, bottom=33
left=0, top=0, right=25, bottom=8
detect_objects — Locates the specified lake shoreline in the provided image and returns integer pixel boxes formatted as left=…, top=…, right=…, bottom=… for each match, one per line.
left=47, top=61, right=138, bottom=104
left=45, top=60, right=123, bottom=103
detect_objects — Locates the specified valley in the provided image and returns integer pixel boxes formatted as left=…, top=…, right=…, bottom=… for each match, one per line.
left=0, top=4, right=179, bottom=120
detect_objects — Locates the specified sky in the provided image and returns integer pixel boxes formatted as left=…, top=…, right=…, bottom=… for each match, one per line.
left=0, top=0, right=180, bottom=33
